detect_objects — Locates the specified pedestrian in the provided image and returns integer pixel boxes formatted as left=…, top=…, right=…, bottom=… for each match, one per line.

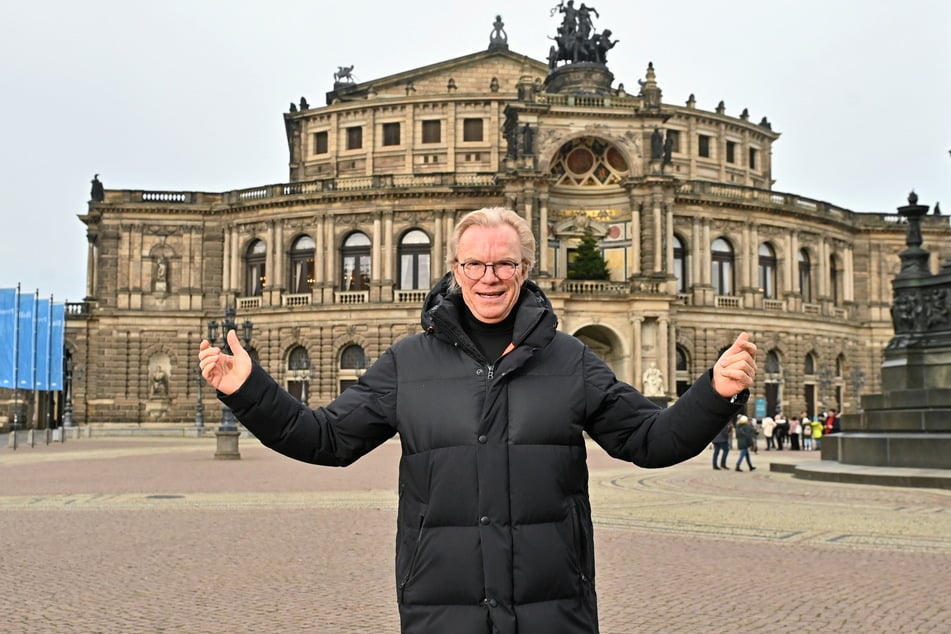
left=774, top=412, right=788, bottom=450
left=762, top=415, right=776, bottom=450
left=734, top=415, right=757, bottom=471
left=810, top=417, right=824, bottom=450
left=198, top=207, right=757, bottom=634
left=801, top=415, right=813, bottom=450
left=712, top=421, right=732, bottom=470
left=789, top=416, right=801, bottom=451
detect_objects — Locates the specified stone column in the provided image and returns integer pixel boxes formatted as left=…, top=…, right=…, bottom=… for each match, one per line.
left=86, top=235, right=97, bottom=299
left=234, top=227, right=244, bottom=296
left=658, top=317, right=669, bottom=395
left=845, top=244, right=854, bottom=303
left=632, top=316, right=644, bottom=390
left=701, top=220, right=711, bottom=285
left=691, top=217, right=701, bottom=291
left=538, top=194, right=550, bottom=276
left=383, top=210, right=394, bottom=283
left=665, top=203, right=675, bottom=281
left=372, top=213, right=382, bottom=301
left=274, top=221, right=284, bottom=290
left=314, top=214, right=325, bottom=286
left=432, top=210, right=444, bottom=284
left=652, top=195, right=663, bottom=274
left=628, top=192, right=641, bottom=276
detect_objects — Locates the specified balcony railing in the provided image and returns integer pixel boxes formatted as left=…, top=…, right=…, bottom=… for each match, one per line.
left=236, top=296, right=262, bottom=310
left=715, top=295, right=741, bottom=309
left=282, top=293, right=312, bottom=307
left=394, top=289, right=428, bottom=304
left=763, top=299, right=785, bottom=311
left=560, top=280, right=630, bottom=295
left=803, top=303, right=821, bottom=315
left=334, top=291, right=368, bottom=304
left=65, top=301, right=92, bottom=319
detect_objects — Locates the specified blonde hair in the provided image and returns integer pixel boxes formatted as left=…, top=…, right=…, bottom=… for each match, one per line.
left=446, top=207, right=536, bottom=292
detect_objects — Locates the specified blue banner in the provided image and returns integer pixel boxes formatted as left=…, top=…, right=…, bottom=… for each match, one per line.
left=35, top=299, right=51, bottom=390
left=0, top=288, right=15, bottom=387
left=16, top=292, right=35, bottom=389
left=49, top=303, right=65, bottom=390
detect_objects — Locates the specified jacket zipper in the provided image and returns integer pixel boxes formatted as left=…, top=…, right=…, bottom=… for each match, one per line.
left=486, top=364, right=494, bottom=380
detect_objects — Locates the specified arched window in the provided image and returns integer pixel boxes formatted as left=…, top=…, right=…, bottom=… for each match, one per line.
left=290, top=235, right=315, bottom=294
left=758, top=243, right=777, bottom=299
left=711, top=238, right=734, bottom=296
left=340, top=344, right=367, bottom=369
left=341, top=232, right=371, bottom=291
left=798, top=249, right=812, bottom=302
left=673, top=234, right=688, bottom=293
left=675, top=345, right=691, bottom=396
left=398, top=229, right=432, bottom=290
left=245, top=239, right=267, bottom=297
left=804, top=353, right=816, bottom=376
left=286, top=345, right=310, bottom=403
left=339, top=344, right=367, bottom=394
left=764, top=349, right=783, bottom=416
left=288, top=346, right=310, bottom=371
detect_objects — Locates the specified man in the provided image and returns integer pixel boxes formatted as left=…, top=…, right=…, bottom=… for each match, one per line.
left=199, top=207, right=757, bottom=634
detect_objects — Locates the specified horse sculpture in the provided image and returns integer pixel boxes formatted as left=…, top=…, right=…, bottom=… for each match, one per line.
left=334, top=65, right=354, bottom=84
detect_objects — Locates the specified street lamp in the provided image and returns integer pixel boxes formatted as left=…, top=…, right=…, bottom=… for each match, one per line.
left=63, top=354, right=74, bottom=428
left=193, top=362, right=205, bottom=429
left=206, top=306, right=253, bottom=432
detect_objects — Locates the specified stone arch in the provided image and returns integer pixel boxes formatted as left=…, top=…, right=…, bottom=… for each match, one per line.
left=543, top=134, right=641, bottom=189
left=570, top=322, right=626, bottom=376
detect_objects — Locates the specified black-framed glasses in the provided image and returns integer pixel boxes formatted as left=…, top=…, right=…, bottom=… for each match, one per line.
left=458, top=260, right=520, bottom=280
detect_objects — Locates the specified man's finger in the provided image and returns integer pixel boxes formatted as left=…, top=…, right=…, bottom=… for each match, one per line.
left=227, top=329, right=244, bottom=354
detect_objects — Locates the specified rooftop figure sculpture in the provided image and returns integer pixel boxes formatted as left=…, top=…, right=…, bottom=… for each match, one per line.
left=334, top=65, right=355, bottom=84
left=548, top=0, right=617, bottom=68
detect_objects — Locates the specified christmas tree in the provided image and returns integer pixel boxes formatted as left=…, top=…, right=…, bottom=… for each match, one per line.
left=568, top=226, right=610, bottom=280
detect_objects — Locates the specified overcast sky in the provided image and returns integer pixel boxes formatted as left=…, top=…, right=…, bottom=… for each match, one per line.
left=2, top=0, right=949, bottom=302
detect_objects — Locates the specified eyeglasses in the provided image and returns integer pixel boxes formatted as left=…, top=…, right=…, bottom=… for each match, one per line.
left=458, top=260, right=520, bottom=280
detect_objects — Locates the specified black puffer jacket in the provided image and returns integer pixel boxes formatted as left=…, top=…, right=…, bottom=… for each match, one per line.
left=222, top=275, right=744, bottom=634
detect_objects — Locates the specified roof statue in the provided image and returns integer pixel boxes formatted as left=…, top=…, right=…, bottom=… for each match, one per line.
left=334, top=65, right=355, bottom=85
left=547, top=1, right=618, bottom=69
left=488, top=15, right=508, bottom=50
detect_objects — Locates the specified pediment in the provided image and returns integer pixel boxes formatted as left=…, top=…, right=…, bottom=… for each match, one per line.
left=327, top=49, right=548, bottom=103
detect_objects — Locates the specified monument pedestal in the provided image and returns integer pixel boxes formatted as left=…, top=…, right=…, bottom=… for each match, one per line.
left=822, top=343, right=951, bottom=469
left=214, top=430, right=241, bottom=460
left=801, top=193, right=951, bottom=486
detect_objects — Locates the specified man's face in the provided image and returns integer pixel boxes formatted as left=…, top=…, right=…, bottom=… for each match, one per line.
left=453, top=223, right=524, bottom=324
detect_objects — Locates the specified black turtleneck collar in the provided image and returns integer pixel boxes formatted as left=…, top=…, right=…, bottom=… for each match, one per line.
left=458, top=291, right=520, bottom=363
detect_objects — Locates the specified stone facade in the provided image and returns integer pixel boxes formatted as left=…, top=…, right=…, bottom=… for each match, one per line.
left=63, top=40, right=950, bottom=427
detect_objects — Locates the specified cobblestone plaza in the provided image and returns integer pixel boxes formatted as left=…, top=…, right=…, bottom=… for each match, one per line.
left=2, top=436, right=948, bottom=633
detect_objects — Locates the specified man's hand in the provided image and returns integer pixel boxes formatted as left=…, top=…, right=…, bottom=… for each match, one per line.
left=198, top=329, right=252, bottom=396
left=712, top=332, right=757, bottom=399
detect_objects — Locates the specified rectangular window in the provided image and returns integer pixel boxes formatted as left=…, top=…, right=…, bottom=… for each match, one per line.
left=698, top=134, right=711, bottom=158
left=382, top=122, right=400, bottom=147
left=346, top=126, right=363, bottom=150
left=422, top=120, right=441, bottom=144
left=463, top=118, right=484, bottom=142
left=313, top=131, right=328, bottom=155
left=667, top=130, right=680, bottom=153
left=726, top=141, right=736, bottom=164
left=749, top=147, right=758, bottom=169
